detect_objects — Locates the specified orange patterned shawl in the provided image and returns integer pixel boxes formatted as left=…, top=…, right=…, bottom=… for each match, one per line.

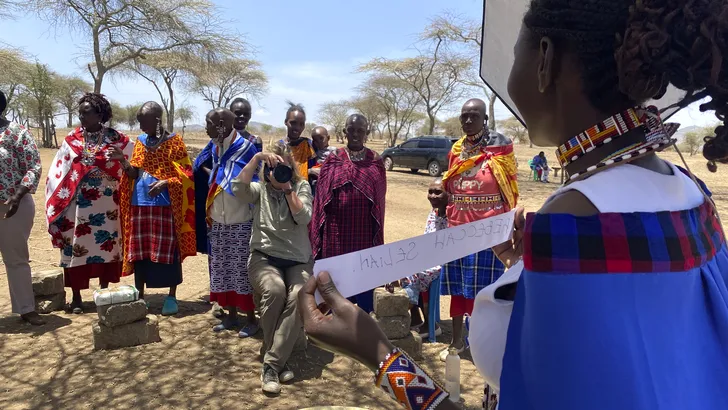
left=119, top=134, right=196, bottom=275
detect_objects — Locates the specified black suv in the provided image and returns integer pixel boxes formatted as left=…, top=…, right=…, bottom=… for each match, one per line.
left=381, top=136, right=458, bottom=176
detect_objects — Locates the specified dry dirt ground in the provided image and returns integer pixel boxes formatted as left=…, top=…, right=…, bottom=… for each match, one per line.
left=0, top=134, right=725, bottom=410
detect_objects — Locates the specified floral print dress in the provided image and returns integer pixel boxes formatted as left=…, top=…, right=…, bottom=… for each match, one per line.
left=49, top=167, right=122, bottom=268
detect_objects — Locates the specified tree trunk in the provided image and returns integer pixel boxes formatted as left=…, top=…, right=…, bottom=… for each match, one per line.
left=94, top=75, right=103, bottom=93
left=427, top=110, right=436, bottom=135
left=67, top=110, right=73, bottom=128
left=488, top=93, right=497, bottom=131
left=166, top=79, right=175, bottom=132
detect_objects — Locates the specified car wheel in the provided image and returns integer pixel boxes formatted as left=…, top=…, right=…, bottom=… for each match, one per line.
left=428, top=161, right=442, bottom=177
left=383, top=156, right=393, bottom=171
left=410, top=168, right=419, bottom=173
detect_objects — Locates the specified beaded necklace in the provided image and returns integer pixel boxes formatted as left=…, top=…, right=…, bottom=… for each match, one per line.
left=82, top=127, right=106, bottom=166
left=346, top=147, right=366, bottom=162
left=460, top=128, right=487, bottom=160
left=557, top=106, right=677, bottom=183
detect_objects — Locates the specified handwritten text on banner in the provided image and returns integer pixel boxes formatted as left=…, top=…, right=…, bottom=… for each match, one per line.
left=313, top=210, right=516, bottom=304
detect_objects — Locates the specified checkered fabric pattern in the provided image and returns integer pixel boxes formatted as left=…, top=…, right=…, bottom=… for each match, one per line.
left=127, top=205, right=177, bottom=264
left=441, top=248, right=506, bottom=299
left=311, top=148, right=386, bottom=260
left=524, top=200, right=725, bottom=274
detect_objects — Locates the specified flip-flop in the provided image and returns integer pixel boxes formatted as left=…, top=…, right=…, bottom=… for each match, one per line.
left=239, top=322, right=260, bottom=338
left=162, top=296, right=179, bottom=316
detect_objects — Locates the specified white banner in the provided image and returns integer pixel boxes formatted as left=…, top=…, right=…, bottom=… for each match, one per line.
left=314, top=210, right=516, bottom=304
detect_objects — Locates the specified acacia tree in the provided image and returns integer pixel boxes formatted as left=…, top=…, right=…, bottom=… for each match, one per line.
left=176, top=105, right=194, bottom=135
left=29, top=0, right=233, bottom=93
left=423, top=11, right=499, bottom=130
left=25, top=63, right=58, bottom=147
left=318, top=101, right=350, bottom=143
left=124, top=103, right=142, bottom=131
left=359, top=74, right=421, bottom=147
left=499, top=116, right=529, bottom=146
left=189, top=58, right=268, bottom=109
left=441, top=116, right=462, bottom=137
left=55, top=75, right=91, bottom=128
left=360, top=36, right=469, bottom=135
left=0, top=47, right=31, bottom=109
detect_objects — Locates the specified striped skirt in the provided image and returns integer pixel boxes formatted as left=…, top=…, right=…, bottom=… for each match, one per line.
left=209, top=222, right=254, bottom=311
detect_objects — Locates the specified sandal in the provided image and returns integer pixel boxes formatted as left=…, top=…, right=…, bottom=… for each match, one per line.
left=239, top=322, right=260, bottom=338
left=68, top=300, right=83, bottom=315
left=162, top=296, right=179, bottom=316
left=213, top=317, right=240, bottom=332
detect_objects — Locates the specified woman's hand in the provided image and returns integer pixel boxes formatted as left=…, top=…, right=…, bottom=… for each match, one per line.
left=269, top=176, right=292, bottom=192
left=298, top=272, right=394, bottom=372
left=257, top=152, right=285, bottom=168
left=148, top=180, right=168, bottom=197
left=108, top=146, right=126, bottom=161
left=493, top=207, right=526, bottom=268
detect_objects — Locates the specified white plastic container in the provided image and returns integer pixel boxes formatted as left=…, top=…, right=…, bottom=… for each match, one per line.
left=445, top=347, right=461, bottom=402
left=93, top=285, right=140, bottom=306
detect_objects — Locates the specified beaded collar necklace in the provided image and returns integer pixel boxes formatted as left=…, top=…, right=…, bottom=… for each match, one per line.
left=346, top=147, right=366, bottom=162
left=557, top=106, right=677, bottom=183
left=460, top=128, right=487, bottom=160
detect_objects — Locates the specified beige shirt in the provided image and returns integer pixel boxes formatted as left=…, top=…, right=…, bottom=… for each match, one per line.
left=209, top=136, right=253, bottom=225
left=233, top=178, right=313, bottom=263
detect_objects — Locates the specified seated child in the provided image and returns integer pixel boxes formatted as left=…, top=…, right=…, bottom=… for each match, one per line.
left=400, top=177, right=448, bottom=338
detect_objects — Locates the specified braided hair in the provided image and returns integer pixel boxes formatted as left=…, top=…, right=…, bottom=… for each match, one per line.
left=285, top=101, right=306, bottom=118
left=524, top=0, right=728, bottom=171
left=78, top=92, right=113, bottom=124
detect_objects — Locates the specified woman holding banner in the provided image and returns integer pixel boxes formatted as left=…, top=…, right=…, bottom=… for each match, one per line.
left=438, top=97, right=518, bottom=361
left=298, top=0, right=728, bottom=409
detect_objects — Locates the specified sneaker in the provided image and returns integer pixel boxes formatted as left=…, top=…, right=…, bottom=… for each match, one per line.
left=279, top=364, right=294, bottom=383
left=21, top=312, right=46, bottom=326
left=261, top=364, right=281, bottom=394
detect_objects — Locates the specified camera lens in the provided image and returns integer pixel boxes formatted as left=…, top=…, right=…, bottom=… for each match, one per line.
left=273, top=164, right=293, bottom=183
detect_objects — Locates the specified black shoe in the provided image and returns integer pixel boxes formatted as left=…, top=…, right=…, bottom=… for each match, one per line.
left=279, top=364, right=294, bottom=383
left=261, top=364, right=281, bottom=394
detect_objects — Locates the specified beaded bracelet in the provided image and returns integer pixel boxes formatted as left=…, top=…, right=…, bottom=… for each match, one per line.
left=375, top=348, right=449, bottom=410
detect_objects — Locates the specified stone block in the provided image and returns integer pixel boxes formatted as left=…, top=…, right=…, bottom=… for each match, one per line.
left=373, top=288, right=409, bottom=318
left=92, top=315, right=161, bottom=350
left=391, top=331, right=423, bottom=360
left=97, top=299, right=148, bottom=327
left=371, top=313, right=410, bottom=339
left=35, top=292, right=65, bottom=314
left=31, top=270, right=64, bottom=296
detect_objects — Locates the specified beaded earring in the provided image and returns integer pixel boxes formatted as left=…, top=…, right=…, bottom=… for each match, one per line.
left=156, top=117, right=163, bottom=137
left=216, top=119, right=226, bottom=143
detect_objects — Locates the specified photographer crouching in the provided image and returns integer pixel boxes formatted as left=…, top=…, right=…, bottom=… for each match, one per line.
left=234, top=140, right=314, bottom=395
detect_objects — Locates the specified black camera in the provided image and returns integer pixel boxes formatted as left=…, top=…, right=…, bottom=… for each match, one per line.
left=264, top=164, right=293, bottom=184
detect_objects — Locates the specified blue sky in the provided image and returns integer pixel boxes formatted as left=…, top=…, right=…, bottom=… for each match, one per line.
left=0, top=0, right=715, bottom=129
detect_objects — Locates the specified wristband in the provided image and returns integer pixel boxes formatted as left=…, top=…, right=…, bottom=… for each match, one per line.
left=374, top=348, right=449, bottom=410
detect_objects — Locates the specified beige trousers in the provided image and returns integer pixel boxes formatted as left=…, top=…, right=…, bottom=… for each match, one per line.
left=0, top=195, right=36, bottom=315
left=248, top=251, right=312, bottom=372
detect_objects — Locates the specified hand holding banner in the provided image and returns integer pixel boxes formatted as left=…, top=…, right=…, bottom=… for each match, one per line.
left=313, top=210, right=516, bottom=304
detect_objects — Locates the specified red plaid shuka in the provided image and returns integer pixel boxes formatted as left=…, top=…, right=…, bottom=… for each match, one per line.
left=127, top=206, right=177, bottom=265
left=310, top=148, right=386, bottom=259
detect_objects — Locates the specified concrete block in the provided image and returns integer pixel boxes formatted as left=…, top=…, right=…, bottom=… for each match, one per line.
left=35, top=292, right=65, bottom=314
left=97, top=299, right=148, bottom=327
left=31, top=270, right=64, bottom=296
left=372, top=313, right=410, bottom=339
left=373, top=288, right=410, bottom=317
left=92, top=315, right=161, bottom=350
left=391, top=331, right=423, bottom=360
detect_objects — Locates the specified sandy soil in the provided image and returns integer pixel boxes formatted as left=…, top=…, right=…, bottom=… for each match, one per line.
left=0, top=135, right=723, bottom=410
